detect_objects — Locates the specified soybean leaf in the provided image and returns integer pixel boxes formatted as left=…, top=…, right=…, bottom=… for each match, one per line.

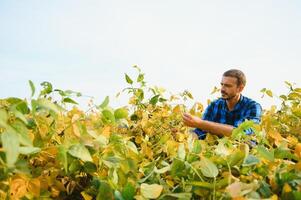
left=28, top=80, right=35, bottom=97
left=68, top=144, right=93, bottom=162
left=125, top=74, right=133, bottom=84
left=1, top=130, right=20, bottom=168
left=99, top=96, right=109, bottom=109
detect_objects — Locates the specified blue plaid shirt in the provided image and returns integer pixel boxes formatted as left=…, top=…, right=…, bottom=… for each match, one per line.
left=194, top=95, right=262, bottom=139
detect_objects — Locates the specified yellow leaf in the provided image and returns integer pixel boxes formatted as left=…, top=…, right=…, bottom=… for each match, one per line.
left=266, top=90, right=273, bottom=97
left=72, top=114, right=81, bottom=137
left=27, top=178, right=40, bottom=197
left=268, top=130, right=283, bottom=147
left=141, top=183, right=163, bottom=199
left=141, top=143, right=153, bottom=159
left=207, top=99, right=211, bottom=105
left=164, top=140, right=179, bottom=158
left=101, top=125, right=111, bottom=138
left=10, top=177, right=28, bottom=200
left=295, top=143, right=301, bottom=159
left=210, top=86, right=220, bottom=94
left=135, top=135, right=143, bottom=144
left=172, top=105, right=181, bottom=114
left=295, top=161, right=301, bottom=171
left=176, top=132, right=186, bottom=142
left=38, top=123, right=49, bottom=139
left=81, top=191, right=93, bottom=200
left=166, top=179, right=174, bottom=187
left=283, top=183, right=292, bottom=193
left=50, top=186, right=60, bottom=198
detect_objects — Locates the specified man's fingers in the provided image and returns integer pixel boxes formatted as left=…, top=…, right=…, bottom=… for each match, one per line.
left=183, top=113, right=191, bottom=119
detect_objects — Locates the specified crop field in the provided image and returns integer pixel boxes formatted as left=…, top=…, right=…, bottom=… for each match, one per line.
left=1, top=68, right=301, bottom=200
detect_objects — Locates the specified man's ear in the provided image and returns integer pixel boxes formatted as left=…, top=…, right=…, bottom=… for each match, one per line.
left=238, top=84, right=244, bottom=92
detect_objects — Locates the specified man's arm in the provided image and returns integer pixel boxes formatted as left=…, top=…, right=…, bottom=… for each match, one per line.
left=183, top=113, right=234, bottom=137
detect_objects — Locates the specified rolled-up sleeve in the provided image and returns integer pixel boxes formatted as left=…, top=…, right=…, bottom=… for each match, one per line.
left=194, top=102, right=215, bottom=139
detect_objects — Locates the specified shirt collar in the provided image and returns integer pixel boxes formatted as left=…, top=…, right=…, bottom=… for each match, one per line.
left=222, top=94, right=244, bottom=112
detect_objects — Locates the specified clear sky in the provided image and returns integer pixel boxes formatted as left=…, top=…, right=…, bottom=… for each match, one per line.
left=1, top=0, right=301, bottom=109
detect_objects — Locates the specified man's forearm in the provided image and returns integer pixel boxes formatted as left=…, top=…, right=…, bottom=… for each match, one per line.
left=196, top=120, right=234, bottom=137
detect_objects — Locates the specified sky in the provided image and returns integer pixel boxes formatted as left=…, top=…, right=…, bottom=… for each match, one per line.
left=1, top=0, right=301, bottom=110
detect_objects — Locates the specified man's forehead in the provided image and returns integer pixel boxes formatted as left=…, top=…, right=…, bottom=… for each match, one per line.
left=221, top=76, right=237, bottom=84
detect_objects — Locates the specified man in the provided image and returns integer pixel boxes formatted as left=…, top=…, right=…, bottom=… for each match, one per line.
left=183, top=69, right=262, bottom=139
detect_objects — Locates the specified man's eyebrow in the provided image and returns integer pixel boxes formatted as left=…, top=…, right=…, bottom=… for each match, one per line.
left=220, top=82, right=232, bottom=86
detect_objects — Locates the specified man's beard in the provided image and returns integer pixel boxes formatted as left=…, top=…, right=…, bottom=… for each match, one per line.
left=221, top=92, right=236, bottom=100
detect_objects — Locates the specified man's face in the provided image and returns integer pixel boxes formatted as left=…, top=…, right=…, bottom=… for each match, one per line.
left=220, top=76, right=244, bottom=100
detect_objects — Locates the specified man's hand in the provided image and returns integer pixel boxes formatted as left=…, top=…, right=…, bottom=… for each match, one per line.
left=182, top=113, right=234, bottom=137
left=182, top=113, right=202, bottom=128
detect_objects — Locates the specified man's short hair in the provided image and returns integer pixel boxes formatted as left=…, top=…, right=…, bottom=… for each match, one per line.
left=223, top=69, right=246, bottom=86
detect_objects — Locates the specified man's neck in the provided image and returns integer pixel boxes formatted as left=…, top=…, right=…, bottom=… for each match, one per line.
left=226, top=94, right=241, bottom=111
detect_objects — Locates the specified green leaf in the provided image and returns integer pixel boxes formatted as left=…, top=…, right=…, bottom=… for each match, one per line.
left=40, top=81, right=53, bottom=95
left=57, top=145, right=68, bottom=173
left=19, top=147, right=40, bottom=155
left=68, top=144, right=93, bottom=162
left=11, top=108, right=28, bottom=125
left=125, top=73, right=133, bottom=84
left=69, top=159, right=81, bottom=173
left=83, top=162, right=97, bottom=173
left=140, top=183, right=163, bottom=199
left=197, top=157, right=219, bottom=178
left=1, top=130, right=20, bottom=168
left=114, top=190, right=125, bottom=200
left=171, top=159, right=186, bottom=178
left=63, top=97, right=78, bottom=105
left=215, top=140, right=230, bottom=156
left=231, top=120, right=254, bottom=139
left=178, top=143, right=186, bottom=160
left=10, top=121, right=32, bottom=146
left=285, top=81, right=293, bottom=89
left=257, top=145, right=274, bottom=162
left=28, top=80, right=35, bottom=97
left=127, top=141, right=138, bottom=154
left=161, top=193, right=192, bottom=199
left=149, top=95, right=160, bottom=105
left=102, top=109, right=115, bottom=123
left=122, top=183, right=135, bottom=200
left=258, top=181, right=272, bottom=198
left=274, top=148, right=297, bottom=160
left=136, top=89, right=144, bottom=101
left=243, top=155, right=260, bottom=166
left=114, top=108, right=128, bottom=120
left=192, top=140, right=202, bottom=154
left=99, top=96, right=109, bottom=109
left=137, top=74, right=144, bottom=82
left=36, top=99, right=62, bottom=113
left=227, top=149, right=245, bottom=167
left=95, top=135, right=109, bottom=148
left=159, top=97, right=167, bottom=102
left=54, top=89, right=66, bottom=96
left=97, top=181, right=113, bottom=200
left=15, top=101, right=30, bottom=114
left=0, top=109, right=8, bottom=128
left=188, top=181, right=213, bottom=189
left=184, top=90, right=194, bottom=99
left=154, top=165, right=170, bottom=174
left=260, top=88, right=266, bottom=93
left=279, top=95, right=287, bottom=101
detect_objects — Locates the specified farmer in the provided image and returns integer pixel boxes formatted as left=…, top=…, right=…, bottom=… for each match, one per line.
left=182, top=69, right=262, bottom=139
